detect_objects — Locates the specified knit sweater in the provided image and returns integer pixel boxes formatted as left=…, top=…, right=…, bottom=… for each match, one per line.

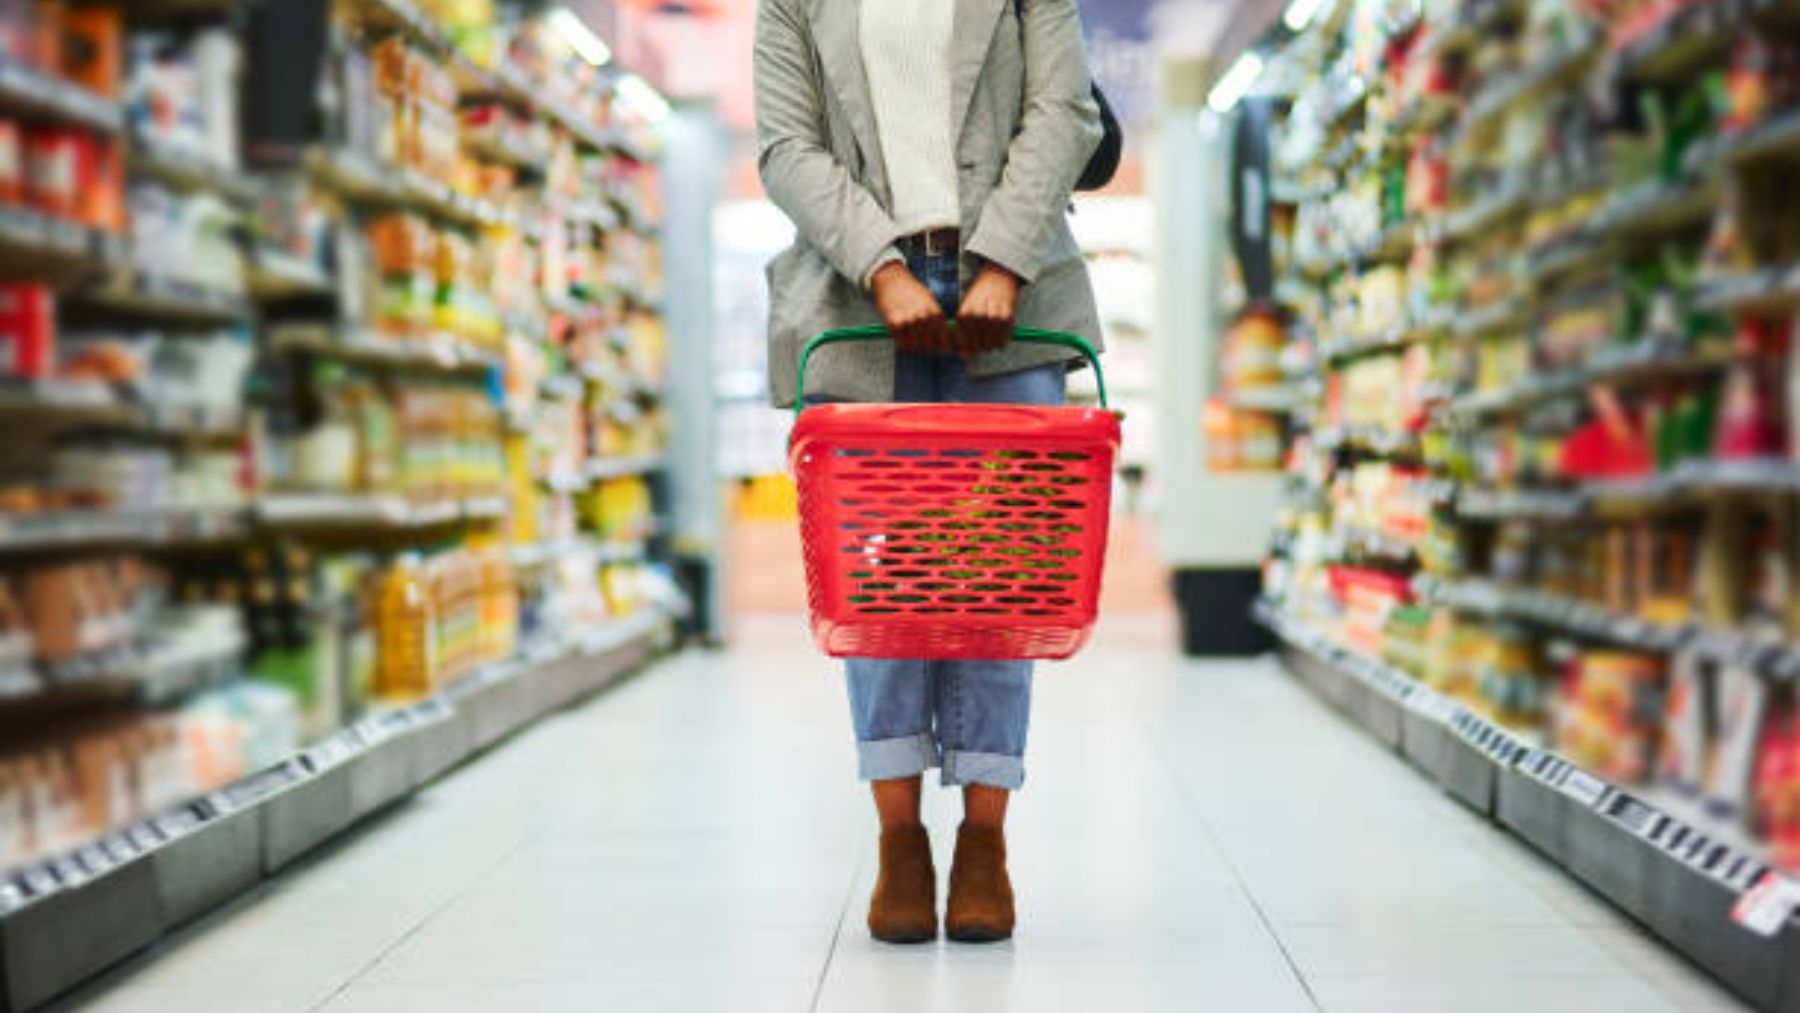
left=859, top=0, right=961, bottom=238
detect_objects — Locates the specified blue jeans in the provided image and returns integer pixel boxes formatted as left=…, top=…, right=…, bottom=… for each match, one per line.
left=846, top=243, right=1065, bottom=790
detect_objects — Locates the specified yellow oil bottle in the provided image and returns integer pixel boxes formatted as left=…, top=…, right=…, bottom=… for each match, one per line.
left=376, top=554, right=440, bottom=700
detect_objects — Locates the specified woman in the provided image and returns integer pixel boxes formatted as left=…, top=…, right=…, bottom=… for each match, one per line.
left=755, top=0, right=1103, bottom=944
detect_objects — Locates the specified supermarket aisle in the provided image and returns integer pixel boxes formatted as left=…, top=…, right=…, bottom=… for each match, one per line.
left=63, top=615, right=1751, bottom=1013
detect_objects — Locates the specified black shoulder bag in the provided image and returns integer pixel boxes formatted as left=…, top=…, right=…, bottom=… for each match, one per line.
left=1014, top=0, right=1123, bottom=191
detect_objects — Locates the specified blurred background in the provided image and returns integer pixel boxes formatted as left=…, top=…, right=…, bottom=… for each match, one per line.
left=0, top=0, right=1797, bottom=1009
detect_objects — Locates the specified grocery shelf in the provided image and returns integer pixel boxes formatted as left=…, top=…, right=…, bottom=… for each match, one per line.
left=247, top=248, right=336, bottom=301
left=341, top=0, right=638, bottom=160
left=586, top=453, right=665, bottom=481
left=128, top=143, right=259, bottom=205
left=269, top=325, right=501, bottom=377
left=460, top=497, right=508, bottom=522
left=1449, top=459, right=1800, bottom=523
left=1318, top=316, right=1449, bottom=364
left=1329, top=526, right=1419, bottom=567
left=1415, top=574, right=1800, bottom=680
left=1524, top=235, right=1610, bottom=288
left=0, top=5, right=672, bottom=1011
left=0, top=205, right=124, bottom=284
left=1437, top=340, right=1733, bottom=420
left=0, top=378, right=131, bottom=423
left=1313, top=424, right=1420, bottom=459
left=538, top=468, right=588, bottom=495
left=510, top=538, right=579, bottom=567
left=1439, top=183, right=1532, bottom=244
left=1452, top=297, right=1533, bottom=338
left=1416, top=576, right=1691, bottom=652
left=1715, top=107, right=1800, bottom=166
left=347, top=0, right=517, bottom=107
left=1451, top=33, right=1600, bottom=146
left=67, top=273, right=255, bottom=327
left=1227, top=383, right=1311, bottom=414
left=0, top=606, right=673, bottom=1013
left=1263, top=0, right=1800, bottom=1002
left=1590, top=175, right=1720, bottom=240
left=546, top=195, right=622, bottom=231
left=462, top=132, right=547, bottom=172
left=1392, top=92, right=1458, bottom=139
left=306, top=148, right=513, bottom=231
left=1614, top=0, right=1779, bottom=85
left=0, top=56, right=123, bottom=134
left=0, top=380, right=243, bottom=442
left=253, top=494, right=504, bottom=530
left=30, top=630, right=247, bottom=708
left=1414, top=20, right=1478, bottom=63
left=543, top=292, right=602, bottom=320
left=0, top=508, right=246, bottom=556
left=1257, top=603, right=1800, bottom=1011
left=1696, top=265, right=1800, bottom=315
left=511, top=538, right=646, bottom=568
left=1453, top=486, right=1588, bottom=520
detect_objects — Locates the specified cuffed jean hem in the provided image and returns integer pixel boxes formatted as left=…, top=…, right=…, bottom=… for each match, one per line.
left=857, top=733, right=939, bottom=782
left=941, top=750, right=1025, bottom=790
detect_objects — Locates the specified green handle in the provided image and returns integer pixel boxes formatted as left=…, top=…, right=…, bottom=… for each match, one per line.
left=794, top=325, right=1107, bottom=417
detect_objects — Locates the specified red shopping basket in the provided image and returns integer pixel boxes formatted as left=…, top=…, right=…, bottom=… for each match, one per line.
left=789, top=326, right=1121, bottom=661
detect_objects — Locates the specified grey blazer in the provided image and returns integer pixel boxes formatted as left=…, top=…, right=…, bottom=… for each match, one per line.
left=755, top=0, right=1106, bottom=408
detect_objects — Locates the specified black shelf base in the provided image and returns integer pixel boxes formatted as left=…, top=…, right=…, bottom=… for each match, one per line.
left=1174, top=568, right=1274, bottom=656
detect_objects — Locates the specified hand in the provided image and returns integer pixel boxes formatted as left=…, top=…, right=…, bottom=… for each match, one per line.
left=871, top=262, right=949, bottom=354
left=955, top=263, right=1019, bottom=357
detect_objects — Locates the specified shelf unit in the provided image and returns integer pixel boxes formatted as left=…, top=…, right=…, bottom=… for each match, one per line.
left=0, top=3, right=676, bottom=1009
left=1249, top=0, right=1800, bottom=1006
left=0, top=606, right=673, bottom=1013
left=1259, top=603, right=1800, bottom=1011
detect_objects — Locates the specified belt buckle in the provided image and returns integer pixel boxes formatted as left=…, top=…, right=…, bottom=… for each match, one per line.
left=923, top=229, right=954, bottom=258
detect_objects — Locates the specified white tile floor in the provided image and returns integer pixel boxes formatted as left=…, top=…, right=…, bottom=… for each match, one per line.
left=57, top=614, right=1755, bottom=1012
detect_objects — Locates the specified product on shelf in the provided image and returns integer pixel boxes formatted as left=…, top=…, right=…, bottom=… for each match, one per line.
left=1256, top=0, right=1800, bottom=873
left=0, top=283, right=56, bottom=379
left=0, top=0, right=669, bottom=907
left=123, top=182, right=245, bottom=295
left=29, top=126, right=124, bottom=229
left=126, top=26, right=241, bottom=171
left=0, top=680, right=298, bottom=872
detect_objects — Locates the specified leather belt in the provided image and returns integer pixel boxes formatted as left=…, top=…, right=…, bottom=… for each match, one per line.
left=897, top=227, right=960, bottom=257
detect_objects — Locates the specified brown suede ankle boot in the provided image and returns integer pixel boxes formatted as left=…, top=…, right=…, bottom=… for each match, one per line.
left=868, top=825, right=937, bottom=944
left=945, top=823, right=1014, bottom=943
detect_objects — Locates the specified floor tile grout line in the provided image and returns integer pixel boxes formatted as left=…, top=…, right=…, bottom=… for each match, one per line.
left=808, top=828, right=872, bottom=1013
left=299, top=832, right=536, bottom=1013
left=1145, top=723, right=1326, bottom=1012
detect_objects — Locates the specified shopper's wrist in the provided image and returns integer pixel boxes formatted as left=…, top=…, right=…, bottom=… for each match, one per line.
left=864, top=250, right=906, bottom=292
left=974, top=257, right=1021, bottom=287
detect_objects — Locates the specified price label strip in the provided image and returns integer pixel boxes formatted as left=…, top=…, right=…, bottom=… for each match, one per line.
left=1408, top=687, right=1460, bottom=724
left=1559, top=769, right=1608, bottom=808
left=1733, top=872, right=1800, bottom=938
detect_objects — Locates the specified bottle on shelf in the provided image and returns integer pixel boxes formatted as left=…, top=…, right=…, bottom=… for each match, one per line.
left=375, top=553, right=440, bottom=700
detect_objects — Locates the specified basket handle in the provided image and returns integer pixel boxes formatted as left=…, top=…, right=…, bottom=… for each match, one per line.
left=794, top=325, right=1107, bottom=418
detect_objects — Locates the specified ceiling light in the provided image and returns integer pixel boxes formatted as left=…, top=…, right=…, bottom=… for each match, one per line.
left=1207, top=52, right=1265, bottom=113
left=548, top=7, right=612, bottom=66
